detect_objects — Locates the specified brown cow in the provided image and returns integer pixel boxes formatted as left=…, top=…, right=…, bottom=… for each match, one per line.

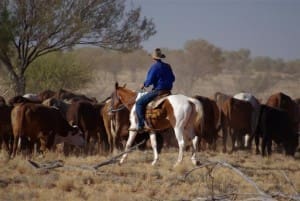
left=37, top=89, right=56, bottom=102
left=10, top=103, right=85, bottom=158
left=233, top=92, right=261, bottom=149
left=43, top=97, right=108, bottom=154
left=214, top=92, right=232, bottom=111
left=221, top=97, right=253, bottom=153
left=55, top=89, right=97, bottom=103
left=194, top=95, right=220, bottom=151
left=66, top=100, right=107, bottom=154
left=214, top=92, right=232, bottom=139
left=8, top=95, right=41, bottom=106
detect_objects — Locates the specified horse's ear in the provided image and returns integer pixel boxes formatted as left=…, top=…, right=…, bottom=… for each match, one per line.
left=115, top=82, right=119, bottom=89
left=122, top=83, right=126, bottom=88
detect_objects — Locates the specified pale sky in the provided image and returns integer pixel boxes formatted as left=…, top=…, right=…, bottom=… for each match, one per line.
left=131, top=0, right=300, bottom=60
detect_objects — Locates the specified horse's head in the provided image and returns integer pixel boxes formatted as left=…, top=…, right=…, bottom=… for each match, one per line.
left=111, top=82, right=125, bottom=110
left=110, top=82, right=137, bottom=112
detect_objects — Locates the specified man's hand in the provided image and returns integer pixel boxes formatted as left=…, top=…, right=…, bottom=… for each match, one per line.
left=140, top=84, right=145, bottom=90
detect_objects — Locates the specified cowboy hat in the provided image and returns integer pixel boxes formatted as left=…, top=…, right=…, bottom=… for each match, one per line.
left=151, top=48, right=166, bottom=59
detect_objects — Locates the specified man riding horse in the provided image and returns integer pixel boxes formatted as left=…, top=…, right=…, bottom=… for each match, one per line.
left=135, top=48, right=175, bottom=133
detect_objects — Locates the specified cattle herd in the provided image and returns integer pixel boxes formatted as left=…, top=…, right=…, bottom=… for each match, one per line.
left=0, top=88, right=299, bottom=160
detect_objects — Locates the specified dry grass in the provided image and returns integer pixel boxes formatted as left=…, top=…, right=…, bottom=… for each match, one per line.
left=0, top=149, right=299, bottom=201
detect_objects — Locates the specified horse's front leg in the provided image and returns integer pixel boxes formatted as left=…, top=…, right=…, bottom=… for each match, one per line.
left=149, top=132, right=158, bottom=166
left=119, top=131, right=137, bottom=164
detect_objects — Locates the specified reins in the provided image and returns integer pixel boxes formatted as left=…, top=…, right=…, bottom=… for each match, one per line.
left=109, top=104, right=126, bottom=113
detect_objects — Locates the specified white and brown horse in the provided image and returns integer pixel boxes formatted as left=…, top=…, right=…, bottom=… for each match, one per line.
left=110, top=83, right=204, bottom=166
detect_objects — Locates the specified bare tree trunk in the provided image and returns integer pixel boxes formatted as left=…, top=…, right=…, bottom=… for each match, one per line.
left=1, top=60, right=26, bottom=95
left=13, top=74, right=26, bottom=95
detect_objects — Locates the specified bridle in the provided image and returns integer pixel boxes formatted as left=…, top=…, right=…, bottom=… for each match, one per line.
left=108, top=90, right=136, bottom=114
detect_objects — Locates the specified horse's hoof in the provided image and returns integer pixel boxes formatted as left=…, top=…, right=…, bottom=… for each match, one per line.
left=173, top=161, right=181, bottom=168
left=119, top=159, right=124, bottom=165
left=191, top=159, right=197, bottom=166
left=151, top=159, right=158, bottom=166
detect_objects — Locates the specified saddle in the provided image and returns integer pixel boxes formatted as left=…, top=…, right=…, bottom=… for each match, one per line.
left=145, top=90, right=171, bottom=126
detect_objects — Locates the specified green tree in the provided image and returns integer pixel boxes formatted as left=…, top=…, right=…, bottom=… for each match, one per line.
left=0, top=0, right=156, bottom=95
left=26, top=51, right=91, bottom=93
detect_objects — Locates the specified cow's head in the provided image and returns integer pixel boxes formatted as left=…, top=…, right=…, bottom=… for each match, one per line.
left=54, top=125, right=85, bottom=147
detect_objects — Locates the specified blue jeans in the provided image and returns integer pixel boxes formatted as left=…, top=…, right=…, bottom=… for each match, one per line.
left=135, top=90, right=160, bottom=128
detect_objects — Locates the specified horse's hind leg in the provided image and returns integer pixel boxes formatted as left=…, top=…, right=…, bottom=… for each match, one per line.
left=119, top=131, right=137, bottom=164
left=173, top=127, right=185, bottom=167
left=149, top=132, right=159, bottom=166
left=191, top=135, right=199, bottom=165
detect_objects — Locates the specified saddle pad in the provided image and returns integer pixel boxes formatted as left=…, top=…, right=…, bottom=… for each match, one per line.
left=147, top=96, right=169, bottom=109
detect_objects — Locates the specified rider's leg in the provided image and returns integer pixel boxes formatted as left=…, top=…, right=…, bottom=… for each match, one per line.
left=135, top=90, right=159, bottom=129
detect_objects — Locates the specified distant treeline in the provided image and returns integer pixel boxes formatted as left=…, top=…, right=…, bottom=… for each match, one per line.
left=0, top=39, right=299, bottom=100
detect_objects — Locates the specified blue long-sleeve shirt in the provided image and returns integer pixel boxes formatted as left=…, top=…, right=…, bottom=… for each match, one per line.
left=143, top=60, right=175, bottom=90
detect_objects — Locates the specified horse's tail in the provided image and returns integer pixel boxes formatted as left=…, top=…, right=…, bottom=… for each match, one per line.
left=188, top=98, right=204, bottom=136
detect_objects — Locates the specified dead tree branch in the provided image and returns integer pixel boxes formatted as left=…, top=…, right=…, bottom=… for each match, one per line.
left=280, top=170, right=299, bottom=195
left=93, top=140, right=146, bottom=169
left=28, top=159, right=64, bottom=170
left=184, top=160, right=274, bottom=200
left=27, top=140, right=145, bottom=171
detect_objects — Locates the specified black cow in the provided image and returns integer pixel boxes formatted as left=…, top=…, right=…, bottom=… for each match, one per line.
left=0, top=104, right=13, bottom=152
left=253, top=104, right=298, bottom=156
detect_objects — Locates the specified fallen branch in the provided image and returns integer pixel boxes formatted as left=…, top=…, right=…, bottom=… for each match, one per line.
left=28, top=160, right=64, bottom=170
left=280, top=170, right=299, bottom=195
left=184, top=159, right=273, bottom=200
left=193, top=193, right=275, bottom=201
left=270, top=191, right=300, bottom=201
left=93, top=140, right=146, bottom=169
left=230, top=163, right=300, bottom=172
left=27, top=140, right=146, bottom=171
left=183, top=192, right=300, bottom=201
